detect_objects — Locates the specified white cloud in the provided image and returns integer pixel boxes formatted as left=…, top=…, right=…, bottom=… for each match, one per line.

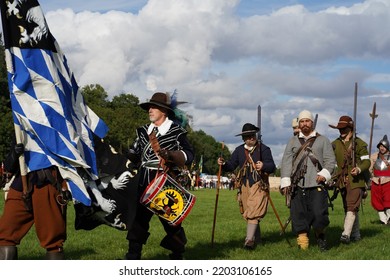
left=36, top=0, right=390, bottom=164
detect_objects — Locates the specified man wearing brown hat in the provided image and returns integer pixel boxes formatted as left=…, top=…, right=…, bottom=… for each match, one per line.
left=125, top=92, right=194, bottom=260
left=280, top=110, right=335, bottom=251
left=369, top=135, right=390, bottom=225
left=329, top=115, right=370, bottom=244
left=217, top=123, right=276, bottom=249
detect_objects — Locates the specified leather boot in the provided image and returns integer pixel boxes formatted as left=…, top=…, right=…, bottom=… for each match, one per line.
left=45, top=248, right=65, bottom=260
left=125, top=242, right=142, bottom=260
left=0, top=246, right=18, bottom=260
left=161, top=228, right=187, bottom=259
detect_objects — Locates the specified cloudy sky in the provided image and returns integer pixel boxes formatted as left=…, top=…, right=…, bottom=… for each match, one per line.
left=4, top=0, right=390, bottom=166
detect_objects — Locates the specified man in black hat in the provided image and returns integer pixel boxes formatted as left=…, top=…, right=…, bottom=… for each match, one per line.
left=217, top=123, right=276, bottom=249
left=124, top=92, right=194, bottom=260
left=369, top=135, right=390, bottom=225
left=329, top=115, right=370, bottom=244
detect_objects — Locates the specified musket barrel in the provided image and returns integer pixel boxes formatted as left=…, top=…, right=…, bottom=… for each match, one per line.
left=352, top=82, right=358, bottom=167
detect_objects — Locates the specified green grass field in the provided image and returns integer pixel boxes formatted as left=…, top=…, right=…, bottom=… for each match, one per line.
left=0, top=188, right=389, bottom=260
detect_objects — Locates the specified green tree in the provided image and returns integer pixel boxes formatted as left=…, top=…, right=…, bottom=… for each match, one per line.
left=188, top=130, right=231, bottom=175
left=0, top=34, right=14, bottom=162
left=106, top=93, right=148, bottom=151
left=80, top=86, right=148, bottom=152
left=81, top=84, right=109, bottom=108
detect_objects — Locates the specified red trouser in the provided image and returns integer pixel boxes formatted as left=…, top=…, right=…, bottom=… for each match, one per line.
left=371, top=181, right=390, bottom=211
left=0, top=184, right=67, bottom=251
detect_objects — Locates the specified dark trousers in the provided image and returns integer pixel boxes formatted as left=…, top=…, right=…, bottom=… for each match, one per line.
left=127, top=201, right=184, bottom=244
left=290, top=186, right=329, bottom=234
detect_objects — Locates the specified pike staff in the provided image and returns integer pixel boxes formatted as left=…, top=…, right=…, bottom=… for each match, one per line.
left=211, top=142, right=224, bottom=247
left=368, top=102, right=378, bottom=156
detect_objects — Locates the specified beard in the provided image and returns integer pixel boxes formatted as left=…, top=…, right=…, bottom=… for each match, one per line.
left=300, top=125, right=312, bottom=134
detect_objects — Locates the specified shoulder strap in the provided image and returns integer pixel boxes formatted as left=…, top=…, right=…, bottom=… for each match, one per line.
left=291, top=135, right=318, bottom=179
left=294, top=135, right=317, bottom=162
left=337, top=138, right=352, bottom=167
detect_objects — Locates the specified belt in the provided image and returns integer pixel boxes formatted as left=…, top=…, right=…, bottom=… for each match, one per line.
left=378, top=176, right=390, bottom=185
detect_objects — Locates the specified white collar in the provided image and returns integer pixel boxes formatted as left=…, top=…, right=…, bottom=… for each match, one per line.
left=244, top=144, right=256, bottom=151
left=299, top=130, right=317, bottom=140
left=147, top=118, right=173, bottom=136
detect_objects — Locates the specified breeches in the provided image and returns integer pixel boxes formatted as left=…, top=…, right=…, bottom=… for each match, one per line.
left=290, top=187, right=329, bottom=234
left=341, top=184, right=363, bottom=212
left=239, top=181, right=269, bottom=224
left=371, top=181, right=390, bottom=211
left=0, top=186, right=67, bottom=250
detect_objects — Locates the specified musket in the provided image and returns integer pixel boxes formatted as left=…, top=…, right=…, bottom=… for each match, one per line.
left=211, top=142, right=224, bottom=247
left=313, top=113, right=318, bottom=130
left=352, top=82, right=358, bottom=168
left=282, top=114, right=318, bottom=232
left=257, top=105, right=262, bottom=141
left=368, top=102, right=378, bottom=156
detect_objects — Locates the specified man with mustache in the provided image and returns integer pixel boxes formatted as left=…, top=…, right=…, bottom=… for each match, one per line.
left=329, top=116, right=370, bottom=244
left=280, top=110, right=335, bottom=251
left=217, top=123, right=276, bottom=249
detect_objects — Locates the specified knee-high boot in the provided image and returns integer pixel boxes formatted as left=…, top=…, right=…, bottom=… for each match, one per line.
left=125, top=242, right=143, bottom=260
left=0, top=246, right=18, bottom=260
left=160, top=228, right=187, bottom=260
left=125, top=222, right=150, bottom=260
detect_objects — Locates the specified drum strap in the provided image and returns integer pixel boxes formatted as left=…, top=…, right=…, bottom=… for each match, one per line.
left=149, top=129, right=168, bottom=171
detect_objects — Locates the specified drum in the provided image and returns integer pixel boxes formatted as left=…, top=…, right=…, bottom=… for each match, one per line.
left=140, top=172, right=196, bottom=226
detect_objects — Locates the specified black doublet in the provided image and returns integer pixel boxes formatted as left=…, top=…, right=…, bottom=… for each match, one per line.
left=130, top=122, right=194, bottom=191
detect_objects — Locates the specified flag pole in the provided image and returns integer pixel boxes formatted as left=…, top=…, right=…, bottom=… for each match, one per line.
left=211, top=142, right=224, bottom=247
left=13, top=124, right=29, bottom=197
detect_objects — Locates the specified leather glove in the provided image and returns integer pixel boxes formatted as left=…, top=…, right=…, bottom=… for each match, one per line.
left=159, top=149, right=186, bottom=168
left=14, top=143, right=25, bottom=156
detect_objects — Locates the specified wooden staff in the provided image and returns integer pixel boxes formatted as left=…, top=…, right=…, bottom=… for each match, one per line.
left=211, top=142, right=224, bottom=247
left=14, top=124, right=29, bottom=206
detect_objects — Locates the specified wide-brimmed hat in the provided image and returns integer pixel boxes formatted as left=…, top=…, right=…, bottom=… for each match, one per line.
left=140, top=92, right=173, bottom=112
left=329, top=115, right=354, bottom=129
left=377, top=135, right=389, bottom=150
left=235, top=123, right=259, bottom=136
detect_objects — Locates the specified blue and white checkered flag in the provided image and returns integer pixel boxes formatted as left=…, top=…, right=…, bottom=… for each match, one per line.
left=1, top=0, right=109, bottom=206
